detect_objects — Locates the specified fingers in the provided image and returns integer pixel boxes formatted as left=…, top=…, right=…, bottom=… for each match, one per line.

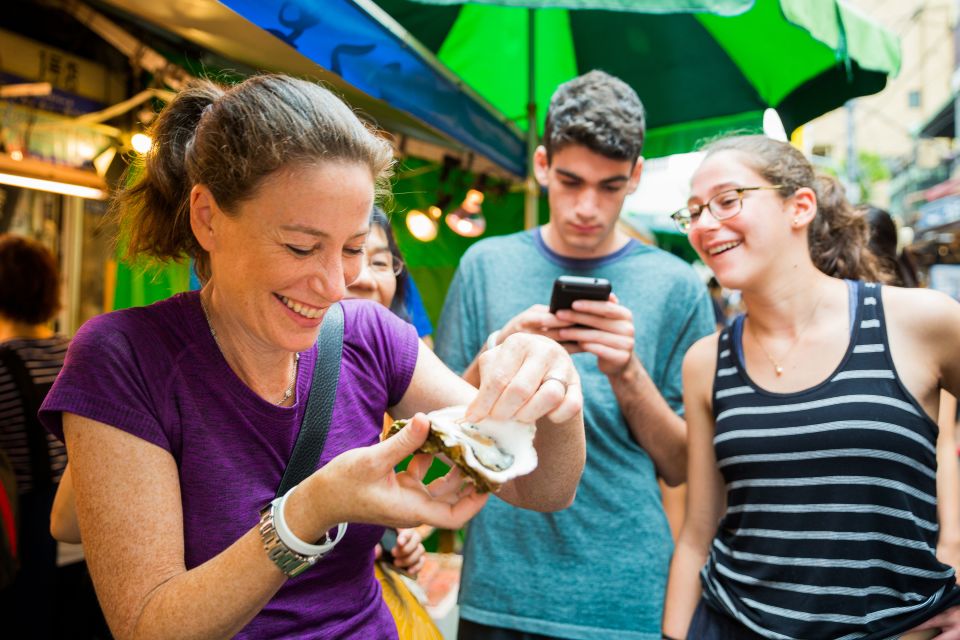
left=486, top=356, right=549, bottom=421
left=513, top=374, right=568, bottom=423
left=425, top=467, right=468, bottom=502
left=909, top=605, right=960, bottom=632
left=391, top=528, right=423, bottom=567
left=557, top=326, right=633, bottom=351
left=417, top=489, right=489, bottom=530
left=555, top=308, right=633, bottom=335
left=375, top=414, right=430, bottom=471
left=404, top=552, right=426, bottom=577
left=547, top=379, right=583, bottom=424
left=405, top=453, right=434, bottom=484
left=569, top=298, right=630, bottom=319
left=504, top=305, right=573, bottom=341
left=467, top=345, right=525, bottom=421
left=471, top=332, right=582, bottom=424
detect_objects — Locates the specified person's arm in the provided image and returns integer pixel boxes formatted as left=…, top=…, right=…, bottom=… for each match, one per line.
left=65, top=410, right=486, bottom=640
left=393, top=338, right=585, bottom=512
left=662, top=336, right=725, bottom=638
left=937, top=391, right=960, bottom=574
left=902, top=290, right=960, bottom=636
left=50, top=463, right=81, bottom=543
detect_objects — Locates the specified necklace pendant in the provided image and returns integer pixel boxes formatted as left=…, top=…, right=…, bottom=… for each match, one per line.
left=774, top=365, right=783, bottom=376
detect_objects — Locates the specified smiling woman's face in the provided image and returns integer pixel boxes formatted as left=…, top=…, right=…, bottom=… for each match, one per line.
left=345, top=225, right=398, bottom=309
left=206, top=161, right=374, bottom=354
left=687, top=150, right=792, bottom=291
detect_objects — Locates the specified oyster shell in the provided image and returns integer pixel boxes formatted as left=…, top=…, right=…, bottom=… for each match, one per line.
left=387, top=406, right=538, bottom=493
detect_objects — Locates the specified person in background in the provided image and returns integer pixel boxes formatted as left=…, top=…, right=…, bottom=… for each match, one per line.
left=39, top=74, right=585, bottom=639
left=404, top=278, right=435, bottom=349
left=348, top=205, right=433, bottom=347
left=435, top=70, right=715, bottom=639
left=0, top=234, right=110, bottom=638
left=861, top=204, right=920, bottom=288
left=0, top=233, right=68, bottom=636
left=345, top=205, right=441, bottom=639
left=706, top=276, right=728, bottom=330
left=861, top=204, right=960, bottom=576
left=663, top=134, right=960, bottom=639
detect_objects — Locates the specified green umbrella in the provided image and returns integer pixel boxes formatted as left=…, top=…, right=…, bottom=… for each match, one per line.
left=373, top=0, right=900, bottom=223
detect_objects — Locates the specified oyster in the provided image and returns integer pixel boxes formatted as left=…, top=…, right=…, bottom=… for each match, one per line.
left=387, top=406, right=538, bottom=493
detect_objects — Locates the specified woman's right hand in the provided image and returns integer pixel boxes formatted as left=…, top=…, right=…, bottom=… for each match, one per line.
left=287, top=414, right=488, bottom=541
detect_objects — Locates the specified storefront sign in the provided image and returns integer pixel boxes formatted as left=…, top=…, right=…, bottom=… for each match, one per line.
left=0, top=28, right=123, bottom=115
left=917, top=195, right=960, bottom=231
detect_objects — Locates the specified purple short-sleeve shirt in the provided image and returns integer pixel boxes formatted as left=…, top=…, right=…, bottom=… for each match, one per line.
left=40, top=292, right=419, bottom=639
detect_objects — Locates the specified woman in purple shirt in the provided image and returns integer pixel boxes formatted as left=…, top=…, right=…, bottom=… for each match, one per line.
left=39, top=75, right=585, bottom=639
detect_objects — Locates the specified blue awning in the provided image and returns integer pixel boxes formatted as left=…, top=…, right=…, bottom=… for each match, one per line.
left=219, top=0, right=526, bottom=176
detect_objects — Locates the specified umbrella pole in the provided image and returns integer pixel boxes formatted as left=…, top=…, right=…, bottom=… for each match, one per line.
left=524, top=8, right=539, bottom=230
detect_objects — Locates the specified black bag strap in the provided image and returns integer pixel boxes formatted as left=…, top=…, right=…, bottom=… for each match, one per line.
left=276, top=303, right=344, bottom=497
left=0, top=346, right=52, bottom=492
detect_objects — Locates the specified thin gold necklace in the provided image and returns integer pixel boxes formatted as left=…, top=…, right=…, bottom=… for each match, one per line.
left=200, top=298, right=299, bottom=405
left=746, top=289, right=826, bottom=377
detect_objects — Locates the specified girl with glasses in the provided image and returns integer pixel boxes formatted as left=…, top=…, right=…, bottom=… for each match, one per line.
left=662, top=135, right=960, bottom=640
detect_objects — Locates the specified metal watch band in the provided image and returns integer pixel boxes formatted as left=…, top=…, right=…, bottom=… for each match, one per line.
left=258, top=502, right=318, bottom=578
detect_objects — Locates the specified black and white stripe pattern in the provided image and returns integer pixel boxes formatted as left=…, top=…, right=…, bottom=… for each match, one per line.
left=701, top=282, right=959, bottom=639
left=0, top=337, right=68, bottom=493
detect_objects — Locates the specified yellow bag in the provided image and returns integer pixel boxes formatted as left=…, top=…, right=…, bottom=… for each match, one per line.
left=375, top=561, right=443, bottom=640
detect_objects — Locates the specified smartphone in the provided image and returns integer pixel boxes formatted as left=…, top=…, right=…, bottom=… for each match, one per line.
left=549, top=275, right=612, bottom=313
left=379, top=528, right=398, bottom=564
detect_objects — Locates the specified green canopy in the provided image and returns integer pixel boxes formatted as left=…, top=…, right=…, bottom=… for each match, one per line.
left=377, top=0, right=900, bottom=157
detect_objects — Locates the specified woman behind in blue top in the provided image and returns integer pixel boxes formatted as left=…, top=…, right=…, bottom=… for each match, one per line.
left=662, top=135, right=960, bottom=639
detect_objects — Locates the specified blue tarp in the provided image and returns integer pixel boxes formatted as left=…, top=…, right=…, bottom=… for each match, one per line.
left=219, top=0, right=526, bottom=175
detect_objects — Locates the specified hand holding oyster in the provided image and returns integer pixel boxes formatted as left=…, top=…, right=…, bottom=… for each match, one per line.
left=386, top=406, right=538, bottom=493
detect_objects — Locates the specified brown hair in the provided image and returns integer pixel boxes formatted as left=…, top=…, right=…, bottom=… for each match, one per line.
left=703, top=135, right=882, bottom=281
left=114, top=74, right=394, bottom=281
left=0, top=234, right=61, bottom=325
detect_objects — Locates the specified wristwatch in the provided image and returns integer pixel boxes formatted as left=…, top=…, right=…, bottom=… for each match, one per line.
left=258, top=501, right=319, bottom=578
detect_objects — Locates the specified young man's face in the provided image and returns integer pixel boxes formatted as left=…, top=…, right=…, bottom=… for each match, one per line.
left=535, top=144, right=642, bottom=259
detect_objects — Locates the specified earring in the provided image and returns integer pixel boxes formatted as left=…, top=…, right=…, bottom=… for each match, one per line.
left=793, top=217, right=800, bottom=225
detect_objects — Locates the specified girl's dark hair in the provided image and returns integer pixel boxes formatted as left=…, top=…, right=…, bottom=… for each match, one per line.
left=114, top=74, right=394, bottom=281
left=703, top=135, right=882, bottom=281
left=0, top=233, right=61, bottom=324
left=369, top=206, right=410, bottom=323
left=859, top=204, right=919, bottom=287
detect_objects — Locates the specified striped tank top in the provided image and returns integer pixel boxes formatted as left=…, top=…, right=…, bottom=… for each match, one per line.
left=700, top=281, right=960, bottom=640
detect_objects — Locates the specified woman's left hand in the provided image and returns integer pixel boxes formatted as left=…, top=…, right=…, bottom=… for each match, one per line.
left=906, top=604, right=960, bottom=639
left=466, top=332, right=582, bottom=425
left=388, top=528, right=426, bottom=576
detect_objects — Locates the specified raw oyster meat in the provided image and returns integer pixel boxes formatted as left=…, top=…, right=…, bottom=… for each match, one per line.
left=387, top=406, right=538, bottom=493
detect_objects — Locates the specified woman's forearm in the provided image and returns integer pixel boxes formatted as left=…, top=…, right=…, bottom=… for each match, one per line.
left=501, top=410, right=585, bottom=512
left=125, top=527, right=286, bottom=640
left=662, top=538, right=709, bottom=638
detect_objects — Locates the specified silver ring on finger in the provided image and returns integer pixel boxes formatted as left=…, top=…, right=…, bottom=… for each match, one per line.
left=542, top=374, right=569, bottom=392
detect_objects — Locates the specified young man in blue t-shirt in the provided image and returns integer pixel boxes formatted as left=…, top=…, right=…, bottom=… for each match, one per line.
left=435, top=70, right=715, bottom=640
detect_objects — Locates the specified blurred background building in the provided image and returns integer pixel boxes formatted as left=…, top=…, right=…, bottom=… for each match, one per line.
left=802, top=0, right=960, bottom=275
